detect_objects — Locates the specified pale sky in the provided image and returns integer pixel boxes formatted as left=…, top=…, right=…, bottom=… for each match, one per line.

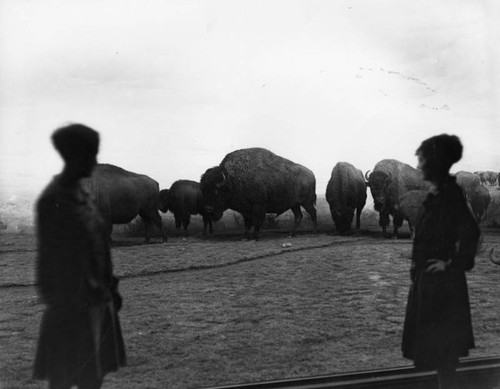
left=1, top=0, right=499, bottom=201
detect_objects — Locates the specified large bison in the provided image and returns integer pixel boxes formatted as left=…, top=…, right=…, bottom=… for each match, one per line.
left=397, top=190, right=428, bottom=239
left=325, top=162, right=367, bottom=233
left=469, top=185, right=490, bottom=222
left=84, top=164, right=166, bottom=243
left=365, top=159, right=429, bottom=238
left=455, top=171, right=480, bottom=200
left=159, top=180, right=213, bottom=236
left=200, top=147, right=318, bottom=240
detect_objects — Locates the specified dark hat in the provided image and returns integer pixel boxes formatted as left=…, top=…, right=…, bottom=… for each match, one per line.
left=416, top=134, right=463, bottom=167
left=51, top=123, right=99, bottom=161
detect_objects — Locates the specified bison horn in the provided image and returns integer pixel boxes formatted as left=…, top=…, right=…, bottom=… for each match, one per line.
left=364, top=170, right=371, bottom=181
left=216, top=171, right=227, bottom=188
left=489, top=247, right=500, bottom=265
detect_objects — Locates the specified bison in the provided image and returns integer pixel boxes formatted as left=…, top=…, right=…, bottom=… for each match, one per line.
left=486, top=171, right=498, bottom=186
left=397, top=190, right=428, bottom=239
left=200, top=147, right=317, bottom=240
left=455, top=171, right=480, bottom=200
left=469, top=185, right=490, bottom=222
left=325, top=162, right=367, bottom=233
left=365, top=159, right=429, bottom=238
left=159, top=180, right=213, bottom=236
left=474, top=171, right=487, bottom=185
left=84, top=163, right=166, bottom=243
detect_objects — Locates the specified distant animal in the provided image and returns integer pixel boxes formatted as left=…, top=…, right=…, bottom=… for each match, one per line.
left=84, top=164, right=166, bottom=243
left=486, top=171, right=498, bottom=186
left=474, top=171, right=487, bottom=185
left=397, top=190, right=428, bottom=239
left=479, top=171, right=489, bottom=185
left=365, top=159, right=429, bottom=238
left=469, top=185, right=490, bottom=222
left=325, top=162, right=367, bottom=233
left=200, top=147, right=318, bottom=240
left=159, top=180, right=213, bottom=236
left=455, top=171, right=481, bottom=200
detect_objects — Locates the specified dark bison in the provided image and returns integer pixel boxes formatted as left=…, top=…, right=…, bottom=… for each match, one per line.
left=455, top=171, right=480, bottom=200
left=200, top=147, right=318, bottom=240
left=159, top=180, right=213, bottom=236
left=469, top=185, right=490, bottom=222
left=325, top=162, right=367, bottom=233
left=397, top=190, right=428, bottom=239
left=365, top=159, right=429, bottom=238
left=84, top=164, right=166, bottom=243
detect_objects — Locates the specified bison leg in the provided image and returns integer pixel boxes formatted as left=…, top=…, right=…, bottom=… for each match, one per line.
left=243, top=216, right=253, bottom=240
left=252, top=214, right=265, bottom=241
left=392, top=212, right=404, bottom=239
left=182, top=214, right=191, bottom=237
left=142, top=211, right=167, bottom=243
left=202, top=214, right=213, bottom=236
left=142, top=218, right=153, bottom=244
left=290, top=206, right=303, bottom=237
left=378, top=211, right=390, bottom=238
left=151, top=212, right=167, bottom=242
left=330, top=209, right=339, bottom=233
left=302, top=203, right=318, bottom=233
left=249, top=206, right=266, bottom=240
left=174, top=213, right=182, bottom=236
left=355, top=207, right=362, bottom=229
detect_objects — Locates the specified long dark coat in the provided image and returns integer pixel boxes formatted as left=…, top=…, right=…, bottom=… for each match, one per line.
left=402, top=176, right=479, bottom=370
left=33, top=175, right=126, bottom=385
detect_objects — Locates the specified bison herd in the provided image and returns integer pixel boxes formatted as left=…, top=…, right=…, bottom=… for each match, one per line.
left=83, top=148, right=498, bottom=242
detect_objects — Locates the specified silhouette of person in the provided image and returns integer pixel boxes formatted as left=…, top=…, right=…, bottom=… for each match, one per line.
left=402, top=134, right=480, bottom=389
left=33, top=124, right=126, bottom=389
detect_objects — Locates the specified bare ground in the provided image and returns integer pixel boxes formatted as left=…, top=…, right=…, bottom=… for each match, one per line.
left=1, top=227, right=500, bottom=389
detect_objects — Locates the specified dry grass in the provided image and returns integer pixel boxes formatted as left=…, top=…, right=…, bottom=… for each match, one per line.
left=1, top=190, right=500, bottom=388
left=1, top=229, right=500, bottom=389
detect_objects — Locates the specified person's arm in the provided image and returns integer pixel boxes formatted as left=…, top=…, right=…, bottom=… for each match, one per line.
left=455, top=199, right=480, bottom=271
left=36, top=203, right=54, bottom=303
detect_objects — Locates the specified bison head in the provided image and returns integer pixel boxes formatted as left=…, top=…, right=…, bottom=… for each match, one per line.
left=200, top=166, right=229, bottom=221
left=331, top=208, right=354, bottom=234
left=158, top=189, right=170, bottom=213
left=366, top=170, right=392, bottom=212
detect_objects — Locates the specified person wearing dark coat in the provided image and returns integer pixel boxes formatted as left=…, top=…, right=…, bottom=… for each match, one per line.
left=34, top=124, right=126, bottom=389
left=402, top=134, right=480, bottom=389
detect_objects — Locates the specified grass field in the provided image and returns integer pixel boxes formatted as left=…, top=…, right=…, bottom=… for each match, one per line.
left=1, top=189, right=500, bottom=388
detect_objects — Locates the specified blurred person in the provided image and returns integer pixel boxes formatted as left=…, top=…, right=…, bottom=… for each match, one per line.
left=34, top=124, right=126, bottom=389
left=402, top=134, right=480, bottom=389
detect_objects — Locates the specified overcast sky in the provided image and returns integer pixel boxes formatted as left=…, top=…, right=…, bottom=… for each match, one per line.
left=1, top=0, right=499, bottom=201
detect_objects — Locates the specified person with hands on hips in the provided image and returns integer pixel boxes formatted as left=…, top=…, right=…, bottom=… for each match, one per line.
left=402, top=134, right=480, bottom=389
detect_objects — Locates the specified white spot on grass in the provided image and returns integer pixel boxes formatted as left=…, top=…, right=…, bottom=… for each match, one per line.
left=368, top=272, right=389, bottom=286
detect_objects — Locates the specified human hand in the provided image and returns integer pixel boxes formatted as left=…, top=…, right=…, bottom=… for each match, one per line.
left=425, top=259, right=451, bottom=273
